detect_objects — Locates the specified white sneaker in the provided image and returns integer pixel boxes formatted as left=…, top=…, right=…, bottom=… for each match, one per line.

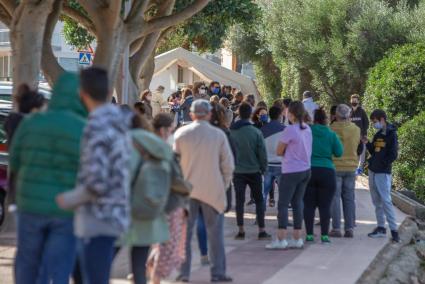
left=289, top=238, right=304, bottom=249
left=265, top=239, right=289, bottom=250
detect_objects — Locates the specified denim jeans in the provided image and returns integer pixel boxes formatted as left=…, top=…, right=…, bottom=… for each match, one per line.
left=331, top=171, right=356, bottom=231
left=368, top=171, right=398, bottom=231
left=180, top=199, right=226, bottom=279
left=263, top=166, right=281, bottom=208
left=15, top=212, right=76, bottom=284
left=197, top=209, right=208, bottom=256
left=77, top=236, right=117, bottom=284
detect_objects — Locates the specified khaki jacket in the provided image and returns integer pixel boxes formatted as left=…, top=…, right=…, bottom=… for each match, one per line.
left=331, top=121, right=361, bottom=172
left=173, top=120, right=234, bottom=213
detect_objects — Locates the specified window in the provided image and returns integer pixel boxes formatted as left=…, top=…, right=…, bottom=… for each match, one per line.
left=177, top=65, right=184, bottom=83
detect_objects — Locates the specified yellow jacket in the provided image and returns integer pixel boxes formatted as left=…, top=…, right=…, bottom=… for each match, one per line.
left=331, top=121, right=361, bottom=172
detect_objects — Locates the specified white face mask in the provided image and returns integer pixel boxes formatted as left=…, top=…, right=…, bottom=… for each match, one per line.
left=199, top=89, right=206, bottom=95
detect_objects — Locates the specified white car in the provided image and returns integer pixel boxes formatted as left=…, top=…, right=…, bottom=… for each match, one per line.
left=0, top=81, right=51, bottom=102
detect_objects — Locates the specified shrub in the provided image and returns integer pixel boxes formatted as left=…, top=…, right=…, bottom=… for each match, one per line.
left=364, top=43, right=425, bottom=125
left=393, top=111, right=425, bottom=202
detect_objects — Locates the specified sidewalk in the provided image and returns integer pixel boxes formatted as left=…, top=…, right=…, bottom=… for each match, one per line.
left=0, top=180, right=406, bottom=284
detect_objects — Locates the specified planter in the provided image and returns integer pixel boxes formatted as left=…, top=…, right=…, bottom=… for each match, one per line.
left=392, top=190, right=425, bottom=220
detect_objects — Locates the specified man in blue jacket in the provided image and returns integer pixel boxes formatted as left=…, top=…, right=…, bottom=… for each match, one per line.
left=363, top=109, right=399, bottom=243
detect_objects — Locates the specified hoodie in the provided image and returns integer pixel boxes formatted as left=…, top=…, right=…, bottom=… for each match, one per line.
left=366, top=124, right=398, bottom=174
left=311, top=124, right=344, bottom=169
left=62, top=104, right=132, bottom=238
left=230, top=120, right=267, bottom=174
left=350, top=106, right=369, bottom=137
left=9, top=73, right=87, bottom=217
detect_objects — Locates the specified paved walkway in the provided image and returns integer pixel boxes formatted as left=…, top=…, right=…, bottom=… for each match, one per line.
left=0, top=180, right=407, bottom=284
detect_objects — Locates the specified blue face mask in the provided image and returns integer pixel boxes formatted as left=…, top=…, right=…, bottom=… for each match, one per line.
left=260, top=114, right=268, bottom=123
left=373, top=122, right=383, bottom=130
left=212, top=87, right=220, bottom=94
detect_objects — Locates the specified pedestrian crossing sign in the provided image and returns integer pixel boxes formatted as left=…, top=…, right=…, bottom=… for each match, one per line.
left=79, top=52, right=92, bottom=65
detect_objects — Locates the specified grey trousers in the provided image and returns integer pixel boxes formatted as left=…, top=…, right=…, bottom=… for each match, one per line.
left=278, top=170, right=311, bottom=230
left=179, top=199, right=226, bottom=279
left=331, top=171, right=356, bottom=231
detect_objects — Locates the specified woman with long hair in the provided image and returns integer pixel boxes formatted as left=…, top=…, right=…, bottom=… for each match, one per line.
left=304, top=108, right=343, bottom=244
left=266, top=101, right=312, bottom=250
left=140, top=89, right=153, bottom=120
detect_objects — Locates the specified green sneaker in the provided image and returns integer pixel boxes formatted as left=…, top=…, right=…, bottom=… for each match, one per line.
left=321, top=235, right=331, bottom=244
left=306, top=235, right=314, bottom=242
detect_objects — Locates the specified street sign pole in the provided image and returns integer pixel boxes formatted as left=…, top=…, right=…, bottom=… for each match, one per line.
left=122, top=0, right=131, bottom=104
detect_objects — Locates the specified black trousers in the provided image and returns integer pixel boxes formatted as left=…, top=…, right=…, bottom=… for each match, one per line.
left=131, top=246, right=150, bottom=284
left=233, top=172, right=265, bottom=228
left=304, top=167, right=337, bottom=236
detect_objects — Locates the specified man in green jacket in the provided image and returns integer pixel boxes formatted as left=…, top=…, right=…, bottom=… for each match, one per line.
left=10, top=73, right=87, bottom=284
left=230, top=102, right=270, bottom=240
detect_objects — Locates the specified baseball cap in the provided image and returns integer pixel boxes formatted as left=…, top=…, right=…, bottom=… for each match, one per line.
left=190, top=99, right=212, bottom=116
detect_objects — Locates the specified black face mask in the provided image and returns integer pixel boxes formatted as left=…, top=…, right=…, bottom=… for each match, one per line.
left=351, top=102, right=359, bottom=107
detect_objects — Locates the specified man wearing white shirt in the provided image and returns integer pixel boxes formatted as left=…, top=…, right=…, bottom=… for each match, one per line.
left=302, top=91, right=319, bottom=122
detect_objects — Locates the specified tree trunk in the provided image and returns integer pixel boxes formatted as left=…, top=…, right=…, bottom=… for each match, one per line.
left=139, top=53, right=155, bottom=93
left=10, top=0, right=55, bottom=98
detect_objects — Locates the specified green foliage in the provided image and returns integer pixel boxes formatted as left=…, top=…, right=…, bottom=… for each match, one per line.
left=265, top=0, right=416, bottom=103
left=393, top=111, right=425, bottom=202
left=227, top=1, right=282, bottom=104
left=174, top=0, right=259, bottom=52
left=62, top=0, right=95, bottom=50
left=364, top=43, right=425, bottom=125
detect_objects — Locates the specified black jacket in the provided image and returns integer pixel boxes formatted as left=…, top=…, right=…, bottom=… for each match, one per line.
left=350, top=106, right=369, bottom=136
left=4, top=112, right=25, bottom=146
left=366, top=124, right=398, bottom=174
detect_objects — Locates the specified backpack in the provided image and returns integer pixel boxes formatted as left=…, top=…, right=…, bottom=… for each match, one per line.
left=131, top=132, right=192, bottom=220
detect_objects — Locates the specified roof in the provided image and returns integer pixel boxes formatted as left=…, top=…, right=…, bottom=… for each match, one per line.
left=154, top=48, right=259, bottom=97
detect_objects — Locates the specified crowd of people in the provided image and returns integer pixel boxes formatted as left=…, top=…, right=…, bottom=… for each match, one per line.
left=5, top=67, right=401, bottom=284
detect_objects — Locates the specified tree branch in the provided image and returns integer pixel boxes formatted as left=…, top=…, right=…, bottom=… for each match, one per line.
left=126, top=0, right=150, bottom=23
left=62, top=2, right=97, bottom=35
left=0, top=0, right=17, bottom=16
left=0, top=3, right=12, bottom=26
left=42, top=0, right=65, bottom=85
left=128, top=0, right=210, bottom=43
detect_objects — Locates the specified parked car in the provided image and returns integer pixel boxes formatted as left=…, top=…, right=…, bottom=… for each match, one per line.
left=0, top=81, right=51, bottom=102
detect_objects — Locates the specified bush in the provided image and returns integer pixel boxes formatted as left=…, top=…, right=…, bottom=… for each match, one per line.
left=365, top=43, right=425, bottom=125
left=393, top=111, right=425, bottom=203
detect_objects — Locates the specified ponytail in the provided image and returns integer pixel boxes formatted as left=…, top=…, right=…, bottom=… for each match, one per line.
left=288, top=101, right=307, bottom=130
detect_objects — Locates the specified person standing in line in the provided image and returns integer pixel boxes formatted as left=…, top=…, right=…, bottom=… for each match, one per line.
left=151, top=85, right=166, bottom=117
left=219, top=98, right=234, bottom=128
left=231, top=103, right=271, bottom=241
left=244, top=94, right=256, bottom=108
left=302, top=91, right=319, bottom=123
left=303, top=108, right=343, bottom=244
left=208, top=81, right=221, bottom=98
left=140, top=89, right=153, bottom=120
left=57, top=67, right=132, bottom=284
left=282, top=98, right=292, bottom=126
left=330, top=105, right=338, bottom=125
left=350, top=94, right=369, bottom=175
left=261, top=106, right=285, bottom=209
left=364, top=109, right=400, bottom=243
left=330, top=104, right=361, bottom=238
left=252, top=106, right=268, bottom=129
left=10, top=73, right=87, bottom=284
left=266, top=101, right=312, bottom=250
left=4, top=85, right=46, bottom=146
left=193, top=81, right=209, bottom=101
left=231, top=91, right=244, bottom=113
left=210, top=103, right=237, bottom=213
left=175, top=100, right=234, bottom=283
left=180, top=88, right=194, bottom=125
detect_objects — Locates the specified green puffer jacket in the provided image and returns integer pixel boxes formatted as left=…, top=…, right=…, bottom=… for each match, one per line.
left=9, top=73, right=87, bottom=217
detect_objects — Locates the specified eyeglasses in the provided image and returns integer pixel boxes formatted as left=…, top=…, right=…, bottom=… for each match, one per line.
left=200, top=87, right=207, bottom=90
